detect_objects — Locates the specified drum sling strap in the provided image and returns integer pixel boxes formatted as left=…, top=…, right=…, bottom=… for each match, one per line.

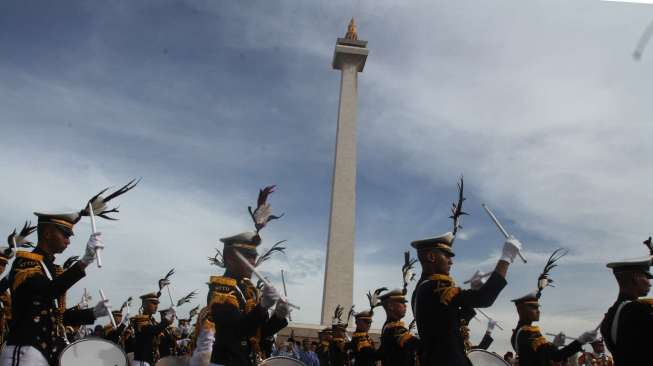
left=610, top=300, right=631, bottom=345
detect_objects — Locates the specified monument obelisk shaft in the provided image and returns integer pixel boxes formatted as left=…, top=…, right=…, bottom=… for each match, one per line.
left=321, top=19, right=368, bottom=325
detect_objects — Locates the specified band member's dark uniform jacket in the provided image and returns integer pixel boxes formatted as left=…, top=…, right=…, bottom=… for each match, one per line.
left=208, top=275, right=287, bottom=366
left=103, top=322, right=128, bottom=348
left=329, top=336, right=349, bottom=366
left=0, top=277, right=11, bottom=344
left=377, top=320, right=420, bottom=366
left=158, top=323, right=178, bottom=358
left=511, top=324, right=582, bottom=366
left=411, top=272, right=506, bottom=366
left=349, top=331, right=377, bottom=366
left=5, top=249, right=95, bottom=365
left=470, top=333, right=493, bottom=351
left=131, top=314, right=170, bottom=365
left=600, top=296, right=653, bottom=366
left=316, top=339, right=330, bottom=366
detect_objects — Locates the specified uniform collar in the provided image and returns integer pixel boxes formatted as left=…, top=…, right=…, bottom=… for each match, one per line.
left=33, top=246, right=55, bottom=263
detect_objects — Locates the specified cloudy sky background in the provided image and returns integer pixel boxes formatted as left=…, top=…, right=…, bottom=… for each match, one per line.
left=1, top=0, right=653, bottom=354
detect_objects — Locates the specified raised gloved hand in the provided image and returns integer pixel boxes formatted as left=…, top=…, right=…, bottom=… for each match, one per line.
left=500, top=236, right=523, bottom=264
left=261, top=283, right=280, bottom=309
left=275, top=299, right=292, bottom=319
left=80, top=233, right=104, bottom=265
left=467, top=270, right=491, bottom=290
left=552, top=332, right=566, bottom=347
left=93, top=298, right=111, bottom=318
left=486, top=319, right=498, bottom=333
left=577, top=329, right=598, bottom=344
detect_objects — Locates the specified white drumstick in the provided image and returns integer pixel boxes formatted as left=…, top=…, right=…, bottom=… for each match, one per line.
left=481, top=204, right=527, bottom=263
left=233, top=250, right=300, bottom=310
left=87, top=203, right=103, bottom=268
left=99, top=289, right=116, bottom=328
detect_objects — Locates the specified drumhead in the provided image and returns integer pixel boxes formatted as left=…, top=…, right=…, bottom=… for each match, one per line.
left=155, top=356, right=191, bottom=366
left=59, top=337, right=128, bottom=366
left=467, top=349, right=510, bottom=366
left=259, top=356, right=306, bottom=365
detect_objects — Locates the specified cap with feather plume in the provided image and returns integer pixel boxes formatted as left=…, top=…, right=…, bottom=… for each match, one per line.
left=332, top=305, right=346, bottom=329
left=411, top=177, right=466, bottom=256
left=176, top=290, right=198, bottom=307
left=248, top=185, right=284, bottom=233
left=402, top=251, right=417, bottom=295
left=511, top=248, right=567, bottom=305
left=219, top=186, right=284, bottom=257
left=2, top=221, right=37, bottom=262
left=156, top=268, right=175, bottom=298
left=605, top=236, right=653, bottom=278
left=34, top=179, right=139, bottom=236
left=78, top=179, right=140, bottom=220
left=357, top=287, right=387, bottom=320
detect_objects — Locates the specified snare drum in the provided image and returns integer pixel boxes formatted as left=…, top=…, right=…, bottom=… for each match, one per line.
left=59, top=337, right=128, bottom=366
left=467, top=349, right=510, bottom=366
left=259, top=356, right=306, bottom=365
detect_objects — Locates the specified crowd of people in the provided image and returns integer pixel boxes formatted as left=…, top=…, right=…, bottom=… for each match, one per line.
left=0, top=179, right=648, bottom=366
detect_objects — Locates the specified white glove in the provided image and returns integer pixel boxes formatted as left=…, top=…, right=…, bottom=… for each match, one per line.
left=93, top=299, right=111, bottom=318
left=500, top=236, right=522, bottom=264
left=486, top=319, right=498, bottom=333
left=261, top=283, right=280, bottom=309
left=80, top=233, right=104, bottom=265
left=176, top=338, right=191, bottom=347
left=552, top=332, right=566, bottom=347
left=275, top=300, right=292, bottom=319
left=163, top=307, right=176, bottom=323
left=467, top=270, right=491, bottom=290
left=577, top=329, right=598, bottom=344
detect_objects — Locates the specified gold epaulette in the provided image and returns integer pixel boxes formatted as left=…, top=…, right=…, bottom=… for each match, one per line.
left=16, top=251, right=44, bottom=262
left=353, top=332, right=368, bottom=338
left=356, top=338, right=372, bottom=351
left=428, top=274, right=456, bottom=286
left=384, top=321, right=406, bottom=330
left=520, top=325, right=541, bottom=333
left=398, top=331, right=414, bottom=348
left=209, top=291, right=239, bottom=309
left=531, top=335, right=549, bottom=351
left=12, top=266, right=43, bottom=291
left=638, top=298, right=653, bottom=305
left=209, top=276, right=237, bottom=287
left=130, top=315, right=150, bottom=324
left=437, top=286, right=461, bottom=305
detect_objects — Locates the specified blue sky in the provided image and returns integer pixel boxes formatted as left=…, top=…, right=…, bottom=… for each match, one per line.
left=2, top=0, right=653, bottom=354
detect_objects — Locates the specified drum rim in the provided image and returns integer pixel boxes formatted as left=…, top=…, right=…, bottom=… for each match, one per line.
left=260, top=355, right=306, bottom=365
left=467, top=348, right=509, bottom=366
left=58, top=337, right=128, bottom=365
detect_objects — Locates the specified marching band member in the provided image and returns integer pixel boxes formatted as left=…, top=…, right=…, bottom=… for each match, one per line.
left=600, top=237, right=653, bottom=366
left=189, top=306, right=215, bottom=366
left=378, top=289, right=420, bottom=366
left=104, top=309, right=128, bottom=347
left=0, top=222, right=37, bottom=344
left=577, top=339, right=613, bottom=366
left=348, top=293, right=380, bottom=366
left=329, top=306, right=350, bottom=366
left=511, top=249, right=598, bottom=366
left=131, top=288, right=176, bottom=366
left=207, top=186, right=289, bottom=366
left=0, top=211, right=110, bottom=366
left=411, top=179, right=522, bottom=366
left=316, top=328, right=332, bottom=366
